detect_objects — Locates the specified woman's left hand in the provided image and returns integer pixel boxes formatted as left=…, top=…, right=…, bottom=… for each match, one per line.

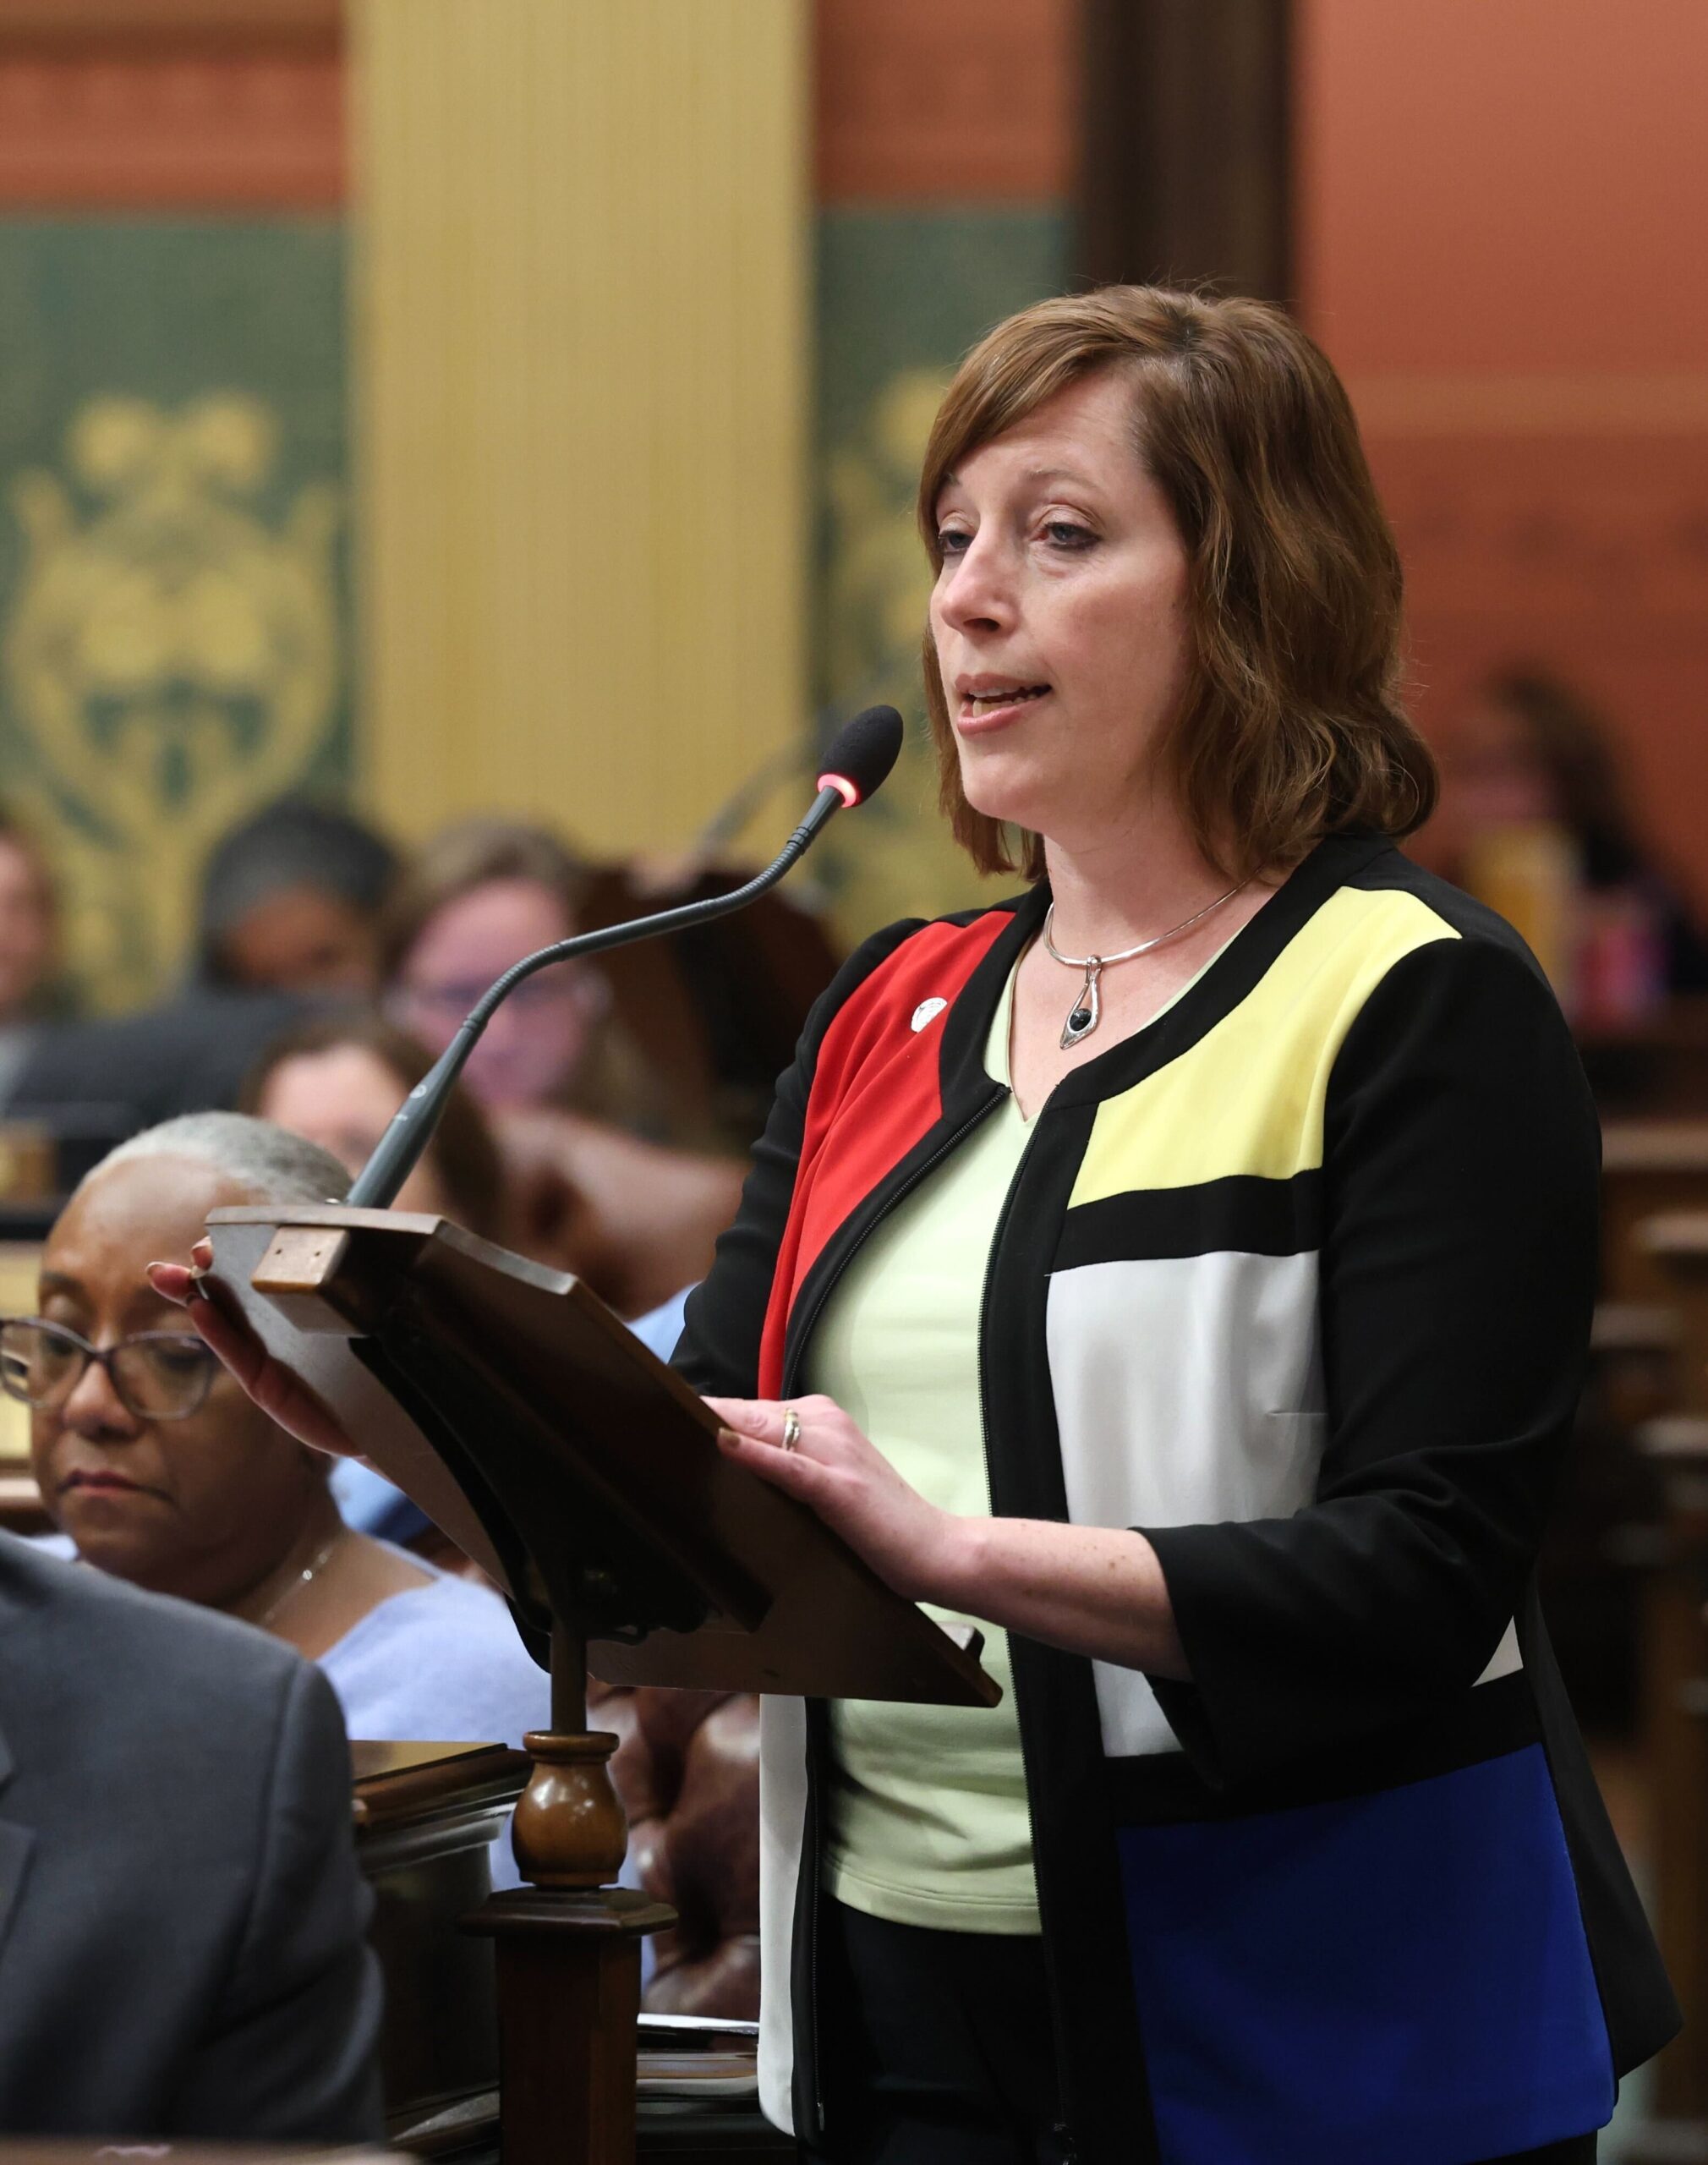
left=704, top=1394, right=961, bottom=1605
left=707, top=1393, right=1187, bottom=1676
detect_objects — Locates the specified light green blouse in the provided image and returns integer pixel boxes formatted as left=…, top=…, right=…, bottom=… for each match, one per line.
left=806, top=942, right=1227, bottom=1932
left=807, top=967, right=1041, bottom=1932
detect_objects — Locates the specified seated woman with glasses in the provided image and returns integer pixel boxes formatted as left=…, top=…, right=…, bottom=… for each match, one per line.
left=12, top=1111, right=548, bottom=1861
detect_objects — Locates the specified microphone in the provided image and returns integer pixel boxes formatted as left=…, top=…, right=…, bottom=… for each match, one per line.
left=347, top=704, right=905, bottom=1210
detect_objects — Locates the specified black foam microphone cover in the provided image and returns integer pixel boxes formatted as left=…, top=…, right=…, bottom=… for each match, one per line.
left=816, top=704, right=905, bottom=808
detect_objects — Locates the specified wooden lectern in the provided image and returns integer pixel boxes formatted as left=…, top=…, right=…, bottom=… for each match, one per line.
left=204, top=1204, right=998, bottom=2165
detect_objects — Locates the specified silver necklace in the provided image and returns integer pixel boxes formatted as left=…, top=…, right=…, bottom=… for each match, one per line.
left=256, top=1527, right=347, bottom=1631
left=1043, top=886, right=1247, bottom=1049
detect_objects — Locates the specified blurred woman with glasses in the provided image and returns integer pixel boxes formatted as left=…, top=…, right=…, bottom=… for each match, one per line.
left=380, top=819, right=622, bottom=1116
left=376, top=820, right=745, bottom=1307
left=16, top=1112, right=546, bottom=1826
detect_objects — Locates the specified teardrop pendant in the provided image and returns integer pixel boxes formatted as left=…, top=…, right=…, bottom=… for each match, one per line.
left=1059, top=960, right=1102, bottom=1049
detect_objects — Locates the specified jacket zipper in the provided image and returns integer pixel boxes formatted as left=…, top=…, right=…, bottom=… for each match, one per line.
left=975, top=1127, right=1082, bottom=2163
left=781, top=1088, right=1006, bottom=2141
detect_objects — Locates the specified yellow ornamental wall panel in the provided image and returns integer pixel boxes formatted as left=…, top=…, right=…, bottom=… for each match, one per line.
left=350, top=0, right=807, bottom=856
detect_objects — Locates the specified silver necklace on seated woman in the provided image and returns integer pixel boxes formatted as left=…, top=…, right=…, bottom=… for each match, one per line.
left=256, top=1526, right=348, bottom=1631
left=1043, top=885, right=1248, bottom=1050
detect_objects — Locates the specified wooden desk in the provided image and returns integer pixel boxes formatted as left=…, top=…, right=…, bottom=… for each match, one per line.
left=0, top=1470, right=49, bottom=1537
left=0, top=2149, right=396, bottom=2165
left=1626, top=1221, right=1708, bottom=2153
left=1582, top=999, right=1708, bottom=1118
left=1552, top=1137, right=1708, bottom=1726
left=1603, top=1124, right=1708, bottom=1302
left=404, top=2095, right=791, bottom=2163
left=352, top=1740, right=528, bottom=2137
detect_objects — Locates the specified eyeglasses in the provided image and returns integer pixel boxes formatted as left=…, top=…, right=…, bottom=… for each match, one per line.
left=0, top=1317, right=221, bottom=1421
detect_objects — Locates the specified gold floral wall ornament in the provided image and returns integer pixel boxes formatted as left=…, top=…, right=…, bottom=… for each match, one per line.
left=822, top=367, right=946, bottom=710
left=818, top=365, right=999, bottom=939
left=812, top=206, right=1069, bottom=938
left=2, top=392, right=342, bottom=1011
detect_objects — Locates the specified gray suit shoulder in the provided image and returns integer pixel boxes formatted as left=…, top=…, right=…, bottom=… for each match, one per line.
left=0, top=1529, right=330, bottom=1759
left=0, top=1531, right=382, bottom=2140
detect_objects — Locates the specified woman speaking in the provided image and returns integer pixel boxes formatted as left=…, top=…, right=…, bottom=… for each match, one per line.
left=676, top=288, right=1675, bottom=2164
left=162, top=287, right=1674, bottom=2164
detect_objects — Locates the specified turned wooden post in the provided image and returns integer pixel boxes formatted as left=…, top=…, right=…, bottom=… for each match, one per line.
left=467, top=1624, right=674, bottom=2165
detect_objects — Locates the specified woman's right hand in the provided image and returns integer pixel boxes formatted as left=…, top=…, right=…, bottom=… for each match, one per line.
left=147, top=1237, right=360, bottom=1460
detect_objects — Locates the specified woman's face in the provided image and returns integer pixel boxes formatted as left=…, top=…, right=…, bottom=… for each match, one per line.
left=28, top=1155, right=322, bottom=1604
left=929, top=368, right=1193, bottom=853
left=221, top=884, right=380, bottom=996
left=256, top=1043, right=453, bottom=1219
left=391, top=877, right=602, bottom=1110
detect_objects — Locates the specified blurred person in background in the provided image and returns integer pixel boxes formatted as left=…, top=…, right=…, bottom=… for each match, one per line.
left=20, top=1113, right=548, bottom=1847
left=0, top=797, right=397, bottom=1135
left=242, top=1012, right=506, bottom=1548
left=243, top=1012, right=696, bottom=1542
left=197, top=797, right=400, bottom=998
left=1421, top=667, right=1708, bottom=1018
left=0, top=806, right=65, bottom=1102
left=494, top=1099, right=737, bottom=1324
left=381, top=819, right=619, bottom=1115
left=244, top=1008, right=709, bottom=1335
left=382, top=814, right=845, bottom=1155
left=244, top=1010, right=507, bottom=1239
left=379, top=819, right=743, bottom=1314
left=0, top=810, right=60, bottom=1022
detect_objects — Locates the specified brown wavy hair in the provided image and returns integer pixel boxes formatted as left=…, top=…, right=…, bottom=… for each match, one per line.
left=917, top=286, right=1436, bottom=880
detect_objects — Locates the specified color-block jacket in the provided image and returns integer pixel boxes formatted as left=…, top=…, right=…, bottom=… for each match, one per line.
left=673, top=830, right=1678, bottom=2165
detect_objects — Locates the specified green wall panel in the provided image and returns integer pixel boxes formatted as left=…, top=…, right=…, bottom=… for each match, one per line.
left=813, top=207, right=1067, bottom=939
left=0, top=217, right=348, bottom=1011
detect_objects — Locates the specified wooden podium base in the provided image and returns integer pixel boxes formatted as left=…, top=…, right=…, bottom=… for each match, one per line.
left=466, top=1707, right=675, bottom=2165
left=468, top=1882, right=675, bottom=2165
left=201, top=1206, right=995, bottom=2158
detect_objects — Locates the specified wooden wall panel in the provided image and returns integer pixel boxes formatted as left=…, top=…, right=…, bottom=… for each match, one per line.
left=1365, top=418, right=1708, bottom=894
left=0, top=0, right=341, bottom=209
left=1300, top=0, right=1708, bottom=375
left=814, top=0, right=1072, bottom=203
left=1299, top=0, right=1708, bottom=899
left=350, top=0, right=807, bottom=858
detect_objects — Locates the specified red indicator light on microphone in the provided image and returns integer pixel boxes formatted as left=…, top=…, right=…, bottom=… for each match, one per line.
left=813, top=707, right=903, bottom=812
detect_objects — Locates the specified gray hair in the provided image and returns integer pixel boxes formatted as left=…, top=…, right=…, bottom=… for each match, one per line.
left=92, top=1111, right=350, bottom=1207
